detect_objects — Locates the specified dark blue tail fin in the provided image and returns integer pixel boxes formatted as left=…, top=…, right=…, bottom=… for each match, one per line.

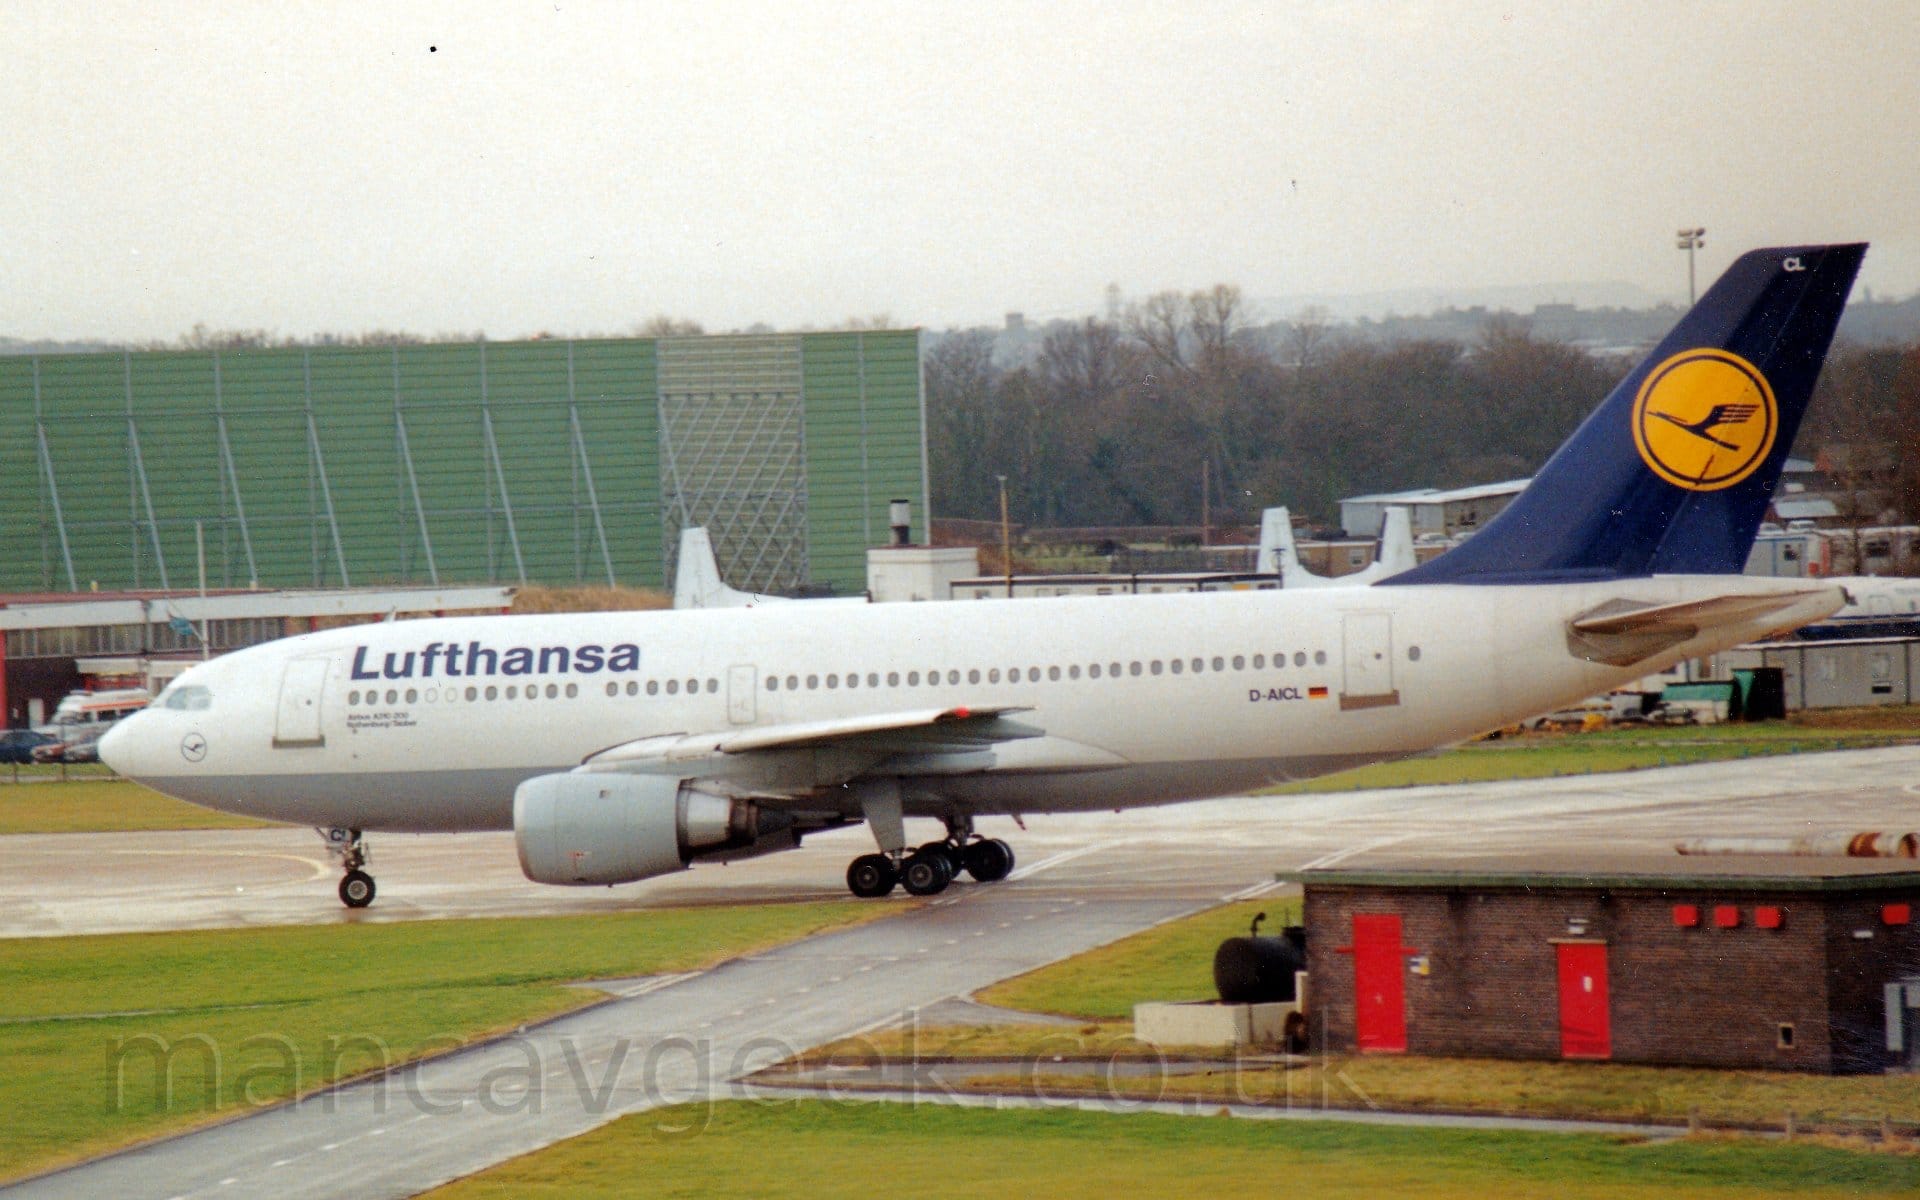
left=1382, top=244, right=1865, bottom=585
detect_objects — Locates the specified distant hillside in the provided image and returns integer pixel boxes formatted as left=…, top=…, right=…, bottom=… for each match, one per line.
left=0, top=337, right=117, bottom=356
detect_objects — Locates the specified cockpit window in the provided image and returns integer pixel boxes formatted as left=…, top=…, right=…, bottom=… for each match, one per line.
left=162, top=685, right=213, bottom=711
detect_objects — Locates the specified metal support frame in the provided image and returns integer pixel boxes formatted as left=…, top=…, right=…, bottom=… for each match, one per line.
left=482, top=409, right=528, bottom=584
left=32, top=361, right=78, bottom=591
left=303, top=353, right=352, bottom=587
left=393, top=412, right=440, bottom=586
left=125, top=352, right=171, bottom=589
left=569, top=400, right=618, bottom=587
left=915, top=329, right=932, bottom=533
left=478, top=345, right=528, bottom=584
left=857, top=331, right=873, bottom=547
left=212, top=353, right=262, bottom=588
left=392, top=345, right=441, bottom=586
left=657, top=336, right=810, bottom=595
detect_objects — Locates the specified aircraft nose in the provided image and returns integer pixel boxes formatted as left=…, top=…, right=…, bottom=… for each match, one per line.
left=98, top=716, right=141, bottom=778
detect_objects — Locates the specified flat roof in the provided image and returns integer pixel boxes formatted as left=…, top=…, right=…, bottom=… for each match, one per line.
left=1282, top=854, right=1920, bottom=893
left=0, top=586, right=516, bottom=631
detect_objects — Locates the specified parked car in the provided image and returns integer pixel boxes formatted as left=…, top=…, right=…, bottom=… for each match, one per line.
left=61, top=730, right=106, bottom=763
left=30, top=725, right=106, bottom=764
left=0, top=729, right=58, bottom=764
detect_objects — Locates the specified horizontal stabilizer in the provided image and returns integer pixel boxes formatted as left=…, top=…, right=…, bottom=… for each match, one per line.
left=1566, top=587, right=1843, bottom=665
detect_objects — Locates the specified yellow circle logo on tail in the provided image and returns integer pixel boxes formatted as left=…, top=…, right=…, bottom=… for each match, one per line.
left=1631, top=349, right=1777, bottom=491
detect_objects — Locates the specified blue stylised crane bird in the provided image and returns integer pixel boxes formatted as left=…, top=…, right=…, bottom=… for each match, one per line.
left=1649, top=402, right=1760, bottom=450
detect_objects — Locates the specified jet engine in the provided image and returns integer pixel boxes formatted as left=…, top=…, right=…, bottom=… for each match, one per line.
left=513, top=773, right=767, bottom=886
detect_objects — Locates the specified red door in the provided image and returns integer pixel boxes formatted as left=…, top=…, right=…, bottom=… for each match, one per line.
left=1352, top=914, right=1407, bottom=1053
left=1557, top=943, right=1611, bottom=1059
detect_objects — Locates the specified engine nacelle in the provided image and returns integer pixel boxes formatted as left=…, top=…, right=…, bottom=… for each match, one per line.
left=513, top=773, right=760, bottom=886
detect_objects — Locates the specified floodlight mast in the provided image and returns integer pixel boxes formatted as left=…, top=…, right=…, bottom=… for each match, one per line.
left=1676, top=227, right=1707, bottom=304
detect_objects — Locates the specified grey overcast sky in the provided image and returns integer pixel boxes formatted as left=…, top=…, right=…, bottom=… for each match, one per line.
left=7, top=1, right=1919, bottom=342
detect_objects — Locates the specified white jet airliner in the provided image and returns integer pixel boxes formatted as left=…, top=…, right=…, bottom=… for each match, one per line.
left=102, top=245, right=1866, bottom=907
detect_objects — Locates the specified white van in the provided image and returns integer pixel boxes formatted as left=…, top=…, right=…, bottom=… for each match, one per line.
left=35, top=687, right=151, bottom=736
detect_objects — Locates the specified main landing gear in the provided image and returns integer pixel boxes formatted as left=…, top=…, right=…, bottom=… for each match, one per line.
left=322, top=826, right=376, bottom=909
left=845, top=815, right=1016, bottom=899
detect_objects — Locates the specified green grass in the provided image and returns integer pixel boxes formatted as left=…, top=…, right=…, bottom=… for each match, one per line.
left=980, top=899, right=1291, bottom=1019
left=943, top=1051, right=1920, bottom=1135
left=420, top=1100, right=1920, bottom=1199
left=0, top=902, right=872, bottom=1183
left=828, top=898, right=1920, bottom=1137
left=1264, top=711, right=1920, bottom=795
left=0, top=778, right=270, bottom=834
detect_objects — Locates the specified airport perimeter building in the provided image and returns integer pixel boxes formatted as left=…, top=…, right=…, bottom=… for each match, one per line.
left=1295, top=856, right=1920, bottom=1075
left=0, top=332, right=926, bottom=598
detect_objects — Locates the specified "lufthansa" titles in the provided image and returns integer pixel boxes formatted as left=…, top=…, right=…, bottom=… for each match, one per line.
left=350, top=641, right=642, bottom=681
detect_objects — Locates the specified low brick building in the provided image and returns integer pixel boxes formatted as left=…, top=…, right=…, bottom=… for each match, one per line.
left=1290, top=856, right=1920, bottom=1074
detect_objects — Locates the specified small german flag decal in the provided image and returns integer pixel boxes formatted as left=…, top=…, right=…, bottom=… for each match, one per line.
left=1308, top=686, right=1329, bottom=699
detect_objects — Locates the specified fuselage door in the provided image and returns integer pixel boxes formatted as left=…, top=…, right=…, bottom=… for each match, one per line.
left=1340, top=611, right=1401, bottom=711
left=274, top=656, right=331, bottom=748
left=727, top=665, right=757, bottom=725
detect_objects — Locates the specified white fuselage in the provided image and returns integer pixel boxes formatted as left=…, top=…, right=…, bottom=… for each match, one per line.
left=102, top=576, right=1843, bottom=832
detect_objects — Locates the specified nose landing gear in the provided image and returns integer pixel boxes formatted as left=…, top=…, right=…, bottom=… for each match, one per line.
left=321, top=827, right=376, bottom=909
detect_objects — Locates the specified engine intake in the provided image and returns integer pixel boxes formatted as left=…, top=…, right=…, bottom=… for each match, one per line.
left=513, top=773, right=760, bottom=886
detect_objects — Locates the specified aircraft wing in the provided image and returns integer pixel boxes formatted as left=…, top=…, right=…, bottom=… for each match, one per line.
left=576, top=703, right=1128, bottom=794
left=576, top=702, right=1044, bottom=775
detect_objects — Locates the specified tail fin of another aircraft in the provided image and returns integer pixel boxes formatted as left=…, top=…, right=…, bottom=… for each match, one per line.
left=1256, top=507, right=1298, bottom=577
left=1374, top=507, right=1416, bottom=576
left=1383, top=244, right=1865, bottom=585
left=674, top=527, right=782, bottom=609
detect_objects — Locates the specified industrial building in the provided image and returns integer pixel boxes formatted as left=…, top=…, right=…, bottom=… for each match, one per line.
left=1293, top=856, right=1920, bottom=1075
left=1338, top=480, right=1527, bottom=541
left=0, top=332, right=925, bottom=599
left=1722, top=638, right=1920, bottom=709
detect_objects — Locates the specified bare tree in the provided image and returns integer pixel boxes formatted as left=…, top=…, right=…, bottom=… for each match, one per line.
left=633, top=316, right=706, bottom=337
left=1126, top=291, right=1189, bottom=374
left=924, top=332, right=1000, bottom=518
left=1188, top=284, right=1246, bottom=363
left=831, top=314, right=900, bottom=331
left=1283, top=306, right=1333, bottom=371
